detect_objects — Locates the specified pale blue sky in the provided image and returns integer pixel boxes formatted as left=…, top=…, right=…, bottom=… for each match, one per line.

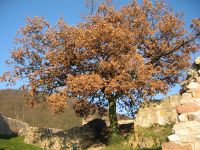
left=0, top=0, right=200, bottom=99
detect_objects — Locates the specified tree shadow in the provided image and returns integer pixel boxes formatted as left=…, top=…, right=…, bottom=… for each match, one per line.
left=139, top=148, right=161, bottom=150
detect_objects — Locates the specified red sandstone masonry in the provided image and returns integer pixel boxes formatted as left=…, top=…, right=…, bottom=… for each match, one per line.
left=176, top=103, right=200, bottom=114
left=191, top=89, right=200, bottom=98
left=162, top=142, right=192, bottom=150
left=196, top=77, right=200, bottom=83
left=182, top=92, right=192, bottom=99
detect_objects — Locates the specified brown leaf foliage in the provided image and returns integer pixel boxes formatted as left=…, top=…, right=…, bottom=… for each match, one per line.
left=1, top=0, right=200, bottom=116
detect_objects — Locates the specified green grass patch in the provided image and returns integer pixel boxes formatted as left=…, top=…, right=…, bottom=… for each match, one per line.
left=103, top=123, right=172, bottom=150
left=0, top=135, right=44, bottom=150
left=102, top=143, right=162, bottom=150
left=136, top=123, right=173, bottom=143
left=132, top=123, right=173, bottom=149
left=102, top=143, right=161, bottom=150
left=102, top=143, right=136, bottom=150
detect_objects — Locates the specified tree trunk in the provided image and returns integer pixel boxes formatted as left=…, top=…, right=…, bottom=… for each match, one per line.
left=108, top=97, right=119, bottom=143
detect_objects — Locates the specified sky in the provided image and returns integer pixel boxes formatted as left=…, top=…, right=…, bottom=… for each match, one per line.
left=0, top=0, right=200, bottom=99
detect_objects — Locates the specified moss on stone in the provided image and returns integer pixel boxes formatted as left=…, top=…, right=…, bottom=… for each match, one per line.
left=128, top=123, right=174, bottom=149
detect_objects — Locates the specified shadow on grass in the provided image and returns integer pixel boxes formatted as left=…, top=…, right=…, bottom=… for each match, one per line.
left=0, top=134, right=18, bottom=140
left=140, top=148, right=161, bottom=150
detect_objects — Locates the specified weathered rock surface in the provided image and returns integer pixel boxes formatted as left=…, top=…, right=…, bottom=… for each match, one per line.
left=178, top=114, right=188, bottom=122
left=173, top=121, right=200, bottom=136
left=163, top=57, right=200, bottom=150
left=134, top=94, right=181, bottom=127
left=24, top=125, right=97, bottom=150
left=0, top=114, right=29, bottom=136
left=180, top=97, right=200, bottom=104
left=24, top=118, right=107, bottom=150
left=162, top=142, right=192, bottom=150
left=176, top=103, right=200, bottom=114
left=187, top=82, right=200, bottom=89
left=168, top=134, right=181, bottom=142
left=195, top=57, right=200, bottom=65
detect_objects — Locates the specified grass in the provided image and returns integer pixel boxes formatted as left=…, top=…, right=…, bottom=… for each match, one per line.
left=0, top=135, right=44, bottom=150
left=102, top=144, right=136, bottom=150
left=102, top=143, right=161, bottom=150
left=102, top=123, right=172, bottom=150
left=136, top=123, right=173, bottom=144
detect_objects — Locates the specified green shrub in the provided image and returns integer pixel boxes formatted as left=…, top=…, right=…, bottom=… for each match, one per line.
left=132, top=123, right=174, bottom=149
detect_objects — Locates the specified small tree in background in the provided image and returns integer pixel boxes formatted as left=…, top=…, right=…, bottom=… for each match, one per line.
left=1, top=0, right=200, bottom=142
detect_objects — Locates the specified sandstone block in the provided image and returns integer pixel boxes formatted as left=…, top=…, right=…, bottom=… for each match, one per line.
left=168, top=134, right=180, bottom=142
left=198, top=70, right=200, bottom=75
left=196, top=77, right=200, bottom=83
left=178, top=114, right=188, bottom=122
left=162, top=142, right=192, bottom=150
left=195, top=57, right=200, bottom=64
left=192, top=89, right=200, bottom=98
left=180, top=98, right=200, bottom=105
left=194, top=141, right=200, bottom=150
left=182, top=92, right=192, bottom=99
left=187, top=82, right=200, bottom=90
left=173, top=121, right=200, bottom=136
left=195, top=112, right=200, bottom=122
left=187, top=114, right=195, bottom=121
left=177, top=103, right=200, bottom=114
left=178, top=135, right=196, bottom=143
left=195, top=135, right=200, bottom=140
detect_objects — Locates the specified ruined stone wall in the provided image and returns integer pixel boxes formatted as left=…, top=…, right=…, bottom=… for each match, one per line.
left=0, top=114, right=29, bottom=136
left=24, top=125, right=97, bottom=150
left=134, top=94, right=181, bottom=127
left=163, top=57, right=200, bottom=150
left=82, top=94, right=181, bottom=128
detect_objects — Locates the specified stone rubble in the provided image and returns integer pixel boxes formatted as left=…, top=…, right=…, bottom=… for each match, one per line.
left=0, top=114, right=29, bottom=136
left=162, top=57, right=200, bottom=150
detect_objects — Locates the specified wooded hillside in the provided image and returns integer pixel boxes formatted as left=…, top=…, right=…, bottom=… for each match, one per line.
left=0, top=89, right=81, bottom=129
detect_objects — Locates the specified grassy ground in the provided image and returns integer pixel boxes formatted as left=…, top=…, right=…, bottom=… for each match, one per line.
left=0, top=135, right=44, bottom=150
left=102, top=144, right=161, bottom=150
left=102, top=144, right=135, bottom=150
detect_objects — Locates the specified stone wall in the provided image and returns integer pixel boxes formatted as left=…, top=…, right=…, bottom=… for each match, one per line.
left=82, top=93, right=181, bottom=128
left=0, top=113, right=105, bottom=149
left=125, top=91, right=182, bottom=149
left=134, top=94, right=181, bottom=127
left=0, top=114, right=29, bottom=136
left=24, top=125, right=97, bottom=150
left=163, top=57, right=200, bottom=150
left=24, top=118, right=107, bottom=150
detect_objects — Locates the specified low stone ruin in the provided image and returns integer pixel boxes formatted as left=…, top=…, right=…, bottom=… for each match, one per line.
left=134, top=94, right=181, bottom=127
left=0, top=114, right=29, bottom=136
left=24, top=125, right=97, bottom=150
left=126, top=94, right=181, bottom=149
left=163, top=57, right=200, bottom=150
left=23, top=118, right=108, bottom=150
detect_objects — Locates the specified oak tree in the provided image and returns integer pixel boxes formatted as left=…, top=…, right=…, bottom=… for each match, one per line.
left=1, top=0, right=200, bottom=141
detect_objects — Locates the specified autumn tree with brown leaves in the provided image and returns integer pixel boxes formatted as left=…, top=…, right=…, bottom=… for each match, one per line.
left=1, top=0, right=200, bottom=142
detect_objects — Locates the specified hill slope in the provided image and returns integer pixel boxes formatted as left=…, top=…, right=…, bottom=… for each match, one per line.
left=0, top=89, right=81, bottom=129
